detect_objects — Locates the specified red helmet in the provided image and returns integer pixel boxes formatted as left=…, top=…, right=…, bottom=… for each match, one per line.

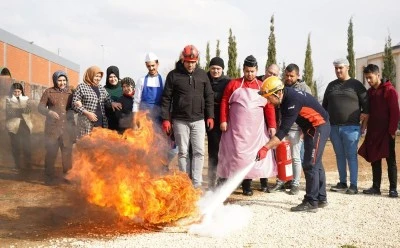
left=181, top=45, right=199, bottom=62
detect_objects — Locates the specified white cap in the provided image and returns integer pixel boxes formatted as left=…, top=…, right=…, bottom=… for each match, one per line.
left=145, top=52, right=158, bottom=62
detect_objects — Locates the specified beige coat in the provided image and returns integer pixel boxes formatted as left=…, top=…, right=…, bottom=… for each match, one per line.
left=5, top=95, right=33, bottom=134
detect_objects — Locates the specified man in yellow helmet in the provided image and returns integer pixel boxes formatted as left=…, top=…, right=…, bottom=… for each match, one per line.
left=258, top=76, right=331, bottom=212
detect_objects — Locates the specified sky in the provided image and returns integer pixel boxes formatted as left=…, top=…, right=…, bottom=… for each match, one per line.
left=2, top=0, right=400, bottom=94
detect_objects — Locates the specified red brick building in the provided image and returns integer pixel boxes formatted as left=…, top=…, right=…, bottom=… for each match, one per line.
left=0, top=28, right=80, bottom=100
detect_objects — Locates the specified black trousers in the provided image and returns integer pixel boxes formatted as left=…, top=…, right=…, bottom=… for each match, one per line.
left=371, top=136, right=397, bottom=190
left=45, top=136, right=72, bottom=178
left=302, top=122, right=331, bottom=206
left=207, top=125, right=222, bottom=188
left=9, top=121, right=31, bottom=169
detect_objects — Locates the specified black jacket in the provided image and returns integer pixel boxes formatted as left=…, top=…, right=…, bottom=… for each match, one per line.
left=161, top=62, right=214, bottom=122
left=207, top=72, right=230, bottom=124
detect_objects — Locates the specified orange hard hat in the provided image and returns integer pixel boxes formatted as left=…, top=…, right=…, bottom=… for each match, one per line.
left=181, top=45, right=199, bottom=62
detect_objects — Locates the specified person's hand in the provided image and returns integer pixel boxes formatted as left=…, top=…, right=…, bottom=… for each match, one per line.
left=220, top=122, right=228, bottom=132
left=256, top=146, right=269, bottom=161
left=268, top=127, right=276, bottom=137
left=74, top=101, right=82, bottom=108
left=162, top=120, right=171, bottom=135
left=111, top=102, right=122, bottom=111
left=206, top=118, right=214, bottom=130
left=85, top=111, right=98, bottom=122
left=49, top=110, right=60, bottom=120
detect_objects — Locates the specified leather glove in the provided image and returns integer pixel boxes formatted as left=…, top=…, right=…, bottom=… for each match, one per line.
left=256, top=146, right=269, bottom=161
left=206, top=118, right=214, bottom=130
left=162, top=120, right=171, bottom=135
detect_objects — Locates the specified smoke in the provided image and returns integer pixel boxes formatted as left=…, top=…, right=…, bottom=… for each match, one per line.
left=188, top=161, right=256, bottom=238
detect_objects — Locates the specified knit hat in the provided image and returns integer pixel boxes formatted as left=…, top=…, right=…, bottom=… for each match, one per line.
left=209, top=57, right=225, bottom=69
left=121, top=77, right=135, bottom=88
left=244, top=55, right=257, bottom=67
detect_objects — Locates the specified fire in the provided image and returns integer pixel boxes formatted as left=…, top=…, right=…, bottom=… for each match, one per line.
left=68, top=112, right=201, bottom=224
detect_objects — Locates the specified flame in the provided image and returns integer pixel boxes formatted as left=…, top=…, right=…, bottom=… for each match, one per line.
left=68, top=112, right=201, bottom=224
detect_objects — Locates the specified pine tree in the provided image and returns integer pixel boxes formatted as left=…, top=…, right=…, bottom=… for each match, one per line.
left=382, top=35, right=396, bottom=84
left=216, top=40, right=221, bottom=57
left=303, top=33, right=316, bottom=97
left=347, top=17, right=355, bottom=78
left=227, top=28, right=239, bottom=78
left=205, top=41, right=211, bottom=71
left=266, top=14, right=277, bottom=68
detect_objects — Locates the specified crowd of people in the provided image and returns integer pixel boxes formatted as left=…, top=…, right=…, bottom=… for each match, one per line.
left=2, top=44, right=399, bottom=212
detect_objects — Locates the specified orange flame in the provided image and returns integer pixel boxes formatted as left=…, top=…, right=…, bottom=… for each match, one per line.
left=68, top=112, right=201, bottom=224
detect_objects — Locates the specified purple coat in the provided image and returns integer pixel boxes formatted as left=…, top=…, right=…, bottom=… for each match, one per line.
left=358, top=81, right=400, bottom=162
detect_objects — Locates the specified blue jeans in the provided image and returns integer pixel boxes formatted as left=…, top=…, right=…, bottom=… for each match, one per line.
left=287, top=129, right=303, bottom=187
left=330, top=125, right=361, bottom=187
left=173, top=119, right=205, bottom=188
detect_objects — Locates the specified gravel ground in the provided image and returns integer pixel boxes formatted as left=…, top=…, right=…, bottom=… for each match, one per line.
left=1, top=141, right=400, bottom=248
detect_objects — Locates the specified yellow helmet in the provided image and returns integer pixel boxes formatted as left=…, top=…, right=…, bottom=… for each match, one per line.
left=259, top=76, right=284, bottom=98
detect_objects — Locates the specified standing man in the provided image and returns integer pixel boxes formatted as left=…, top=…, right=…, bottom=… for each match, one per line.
left=258, top=76, right=330, bottom=212
left=359, top=64, right=399, bottom=198
left=206, top=57, right=230, bottom=189
left=257, top=63, right=280, bottom=81
left=270, top=64, right=311, bottom=194
left=323, top=58, right=369, bottom=195
left=217, top=55, right=277, bottom=196
left=133, top=52, right=165, bottom=128
left=160, top=45, right=214, bottom=188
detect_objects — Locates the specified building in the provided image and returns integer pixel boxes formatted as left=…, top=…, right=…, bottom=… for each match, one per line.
left=356, top=43, right=400, bottom=92
left=0, top=28, right=80, bottom=100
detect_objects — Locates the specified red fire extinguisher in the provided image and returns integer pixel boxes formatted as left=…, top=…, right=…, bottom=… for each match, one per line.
left=275, top=139, right=293, bottom=181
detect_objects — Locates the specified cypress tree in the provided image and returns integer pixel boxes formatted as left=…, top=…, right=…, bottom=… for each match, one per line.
left=280, top=61, right=286, bottom=79
left=216, top=39, right=221, bottom=57
left=303, top=33, right=316, bottom=97
left=347, top=17, right=356, bottom=78
left=205, top=41, right=211, bottom=71
left=237, top=63, right=241, bottom=78
left=266, top=15, right=277, bottom=68
left=227, top=28, right=239, bottom=78
left=382, top=34, right=396, bottom=84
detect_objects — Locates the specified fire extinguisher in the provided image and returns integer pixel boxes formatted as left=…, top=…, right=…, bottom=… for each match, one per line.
left=275, top=139, right=293, bottom=181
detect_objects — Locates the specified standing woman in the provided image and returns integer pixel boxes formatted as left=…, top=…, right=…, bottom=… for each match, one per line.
left=104, top=66, right=122, bottom=131
left=5, top=82, right=33, bottom=170
left=72, top=66, right=121, bottom=138
left=38, top=71, right=75, bottom=185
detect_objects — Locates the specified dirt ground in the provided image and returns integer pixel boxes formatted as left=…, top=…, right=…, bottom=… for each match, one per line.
left=0, top=131, right=397, bottom=247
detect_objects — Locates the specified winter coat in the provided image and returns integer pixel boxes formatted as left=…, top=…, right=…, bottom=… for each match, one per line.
left=5, top=95, right=33, bottom=134
left=161, top=62, right=214, bottom=121
left=358, top=81, right=400, bottom=162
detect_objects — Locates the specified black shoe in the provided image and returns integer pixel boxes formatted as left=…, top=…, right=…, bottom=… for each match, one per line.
left=45, top=178, right=59, bottom=186
left=288, top=185, right=299, bottom=195
left=284, top=180, right=293, bottom=189
left=362, top=187, right=381, bottom=195
left=270, top=181, right=285, bottom=193
left=290, top=201, right=318, bottom=213
left=345, top=184, right=358, bottom=195
left=242, top=190, right=253, bottom=196
left=330, top=182, right=348, bottom=192
left=318, top=200, right=328, bottom=208
left=389, top=190, right=398, bottom=198
left=260, top=186, right=270, bottom=193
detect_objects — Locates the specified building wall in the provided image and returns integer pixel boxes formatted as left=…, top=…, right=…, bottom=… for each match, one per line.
left=356, top=47, right=400, bottom=92
left=0, top=28, right=80, bottom=99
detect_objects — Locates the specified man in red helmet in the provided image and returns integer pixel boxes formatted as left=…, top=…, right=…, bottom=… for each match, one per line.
left=161, top=45, right=214, bottom=189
